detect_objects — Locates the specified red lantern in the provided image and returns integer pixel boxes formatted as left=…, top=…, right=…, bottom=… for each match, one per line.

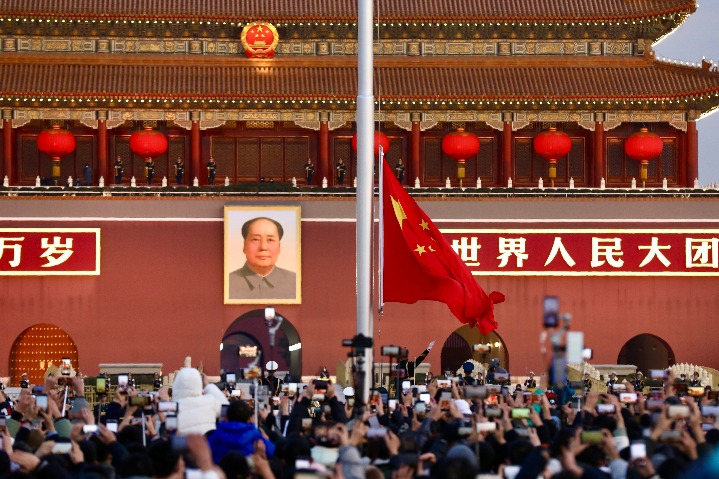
left=37, top=125, right=76, bottom=179
left=442, top=128, right=480, bottom=187
left=533, top=127, right=572, bottom=186
left=129, top=127, right=168, bottom=160
left=625, top=128, right=663, bottom=187
left=351, top=130, right=390, bottom=157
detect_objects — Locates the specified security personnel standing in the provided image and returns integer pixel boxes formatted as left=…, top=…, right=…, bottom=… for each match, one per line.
left=632, top=372, right=645, bottom=391
left=145, top=159, right=155, bottom=185
left=304, top=158, right=315, bottom=185
left=20, top=373, right=29, bottom=389
left=207, top=157, right=217, bottom=185
left=336, top=159, right=346, bottom=186
left=689, top=371, right=702, bottom=387
left=459, top=361, right=478, bottom=386
left=153, top=372, right=163, bottom=391
left=174, top=157, right=184, bottom=185
left=524, top=371, right=537, bottom=389
left=584, top=372, right=593, bottom=391
left=606, top=371, right=618, bottom=392
left=396, top=341, right=435, bottom=384
left=262, top=361, right=283, bottom=397
left=114, top=156, right=124, bottom=185
left=395, top=159, right=405, bottom=183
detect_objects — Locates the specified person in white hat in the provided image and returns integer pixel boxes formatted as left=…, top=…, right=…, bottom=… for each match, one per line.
left=261, top=360, right=283, bottom=396
left=342, top=386, right=355, bottom=418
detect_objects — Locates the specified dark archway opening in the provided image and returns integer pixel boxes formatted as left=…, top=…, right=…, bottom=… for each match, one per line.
left=617, top=334, right=675, bottom=374
left=440, top=326, right=509, bottom=374
left=221, top=309, right=301, bottom=380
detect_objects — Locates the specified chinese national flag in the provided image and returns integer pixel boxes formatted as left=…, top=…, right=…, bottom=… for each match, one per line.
left=382, top=161, right=504, bottom=334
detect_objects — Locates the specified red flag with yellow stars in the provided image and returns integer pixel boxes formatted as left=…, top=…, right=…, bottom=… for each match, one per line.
left=381, top=160, right=504, bottom=333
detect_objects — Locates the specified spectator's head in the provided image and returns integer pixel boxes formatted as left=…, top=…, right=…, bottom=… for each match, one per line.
left=241, top=217, right=284, bottom=276
left=117, top=451, right=154, bottom=478
left=226, top=398, right=253, bottom=423
left=148, top=439, right=182, bottom=478
left=217, top=451, right=250, bottom=479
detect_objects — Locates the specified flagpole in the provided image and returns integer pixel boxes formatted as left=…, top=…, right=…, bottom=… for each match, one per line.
left=378, top=146, right=384, bottom=314
left=356, top=0, right=375, bottom=404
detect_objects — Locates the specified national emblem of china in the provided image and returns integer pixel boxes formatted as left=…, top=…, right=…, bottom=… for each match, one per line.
left=241, top=22, right=279, bottom=58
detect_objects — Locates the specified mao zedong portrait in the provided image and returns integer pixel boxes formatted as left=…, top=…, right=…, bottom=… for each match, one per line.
left=228, top=217, right=296, bottom=300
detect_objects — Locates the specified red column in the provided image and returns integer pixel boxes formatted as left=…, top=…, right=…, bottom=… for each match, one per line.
left=411, top=112, right=421, bottom=185
left=97, top=116, right=108, bottom=183
left=191, top=114, right=201, bottom=184
left=502, top=113, right=513, bottom=186
left=687, top=119, right=698, bottom=187
left=319, top=112, right=329, bottom=183
left=594, top=115, right=605, bottom=188
left=2, top=113, right=11, bottom=184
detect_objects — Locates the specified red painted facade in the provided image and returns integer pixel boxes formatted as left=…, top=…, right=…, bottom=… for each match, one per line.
left=0, top=196, right=717, bottom=384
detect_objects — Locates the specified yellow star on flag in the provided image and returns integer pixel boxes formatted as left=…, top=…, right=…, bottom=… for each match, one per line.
left=391, top=195, right=407, bottom=229
left=414, top=244, right=426, bottom=256
left=420, top=218, right=429, bottom=230
left=428, top=245, right=435, bottom=252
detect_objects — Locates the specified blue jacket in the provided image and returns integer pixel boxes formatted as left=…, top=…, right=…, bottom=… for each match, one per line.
left=208, top=421, right=275, bottom=464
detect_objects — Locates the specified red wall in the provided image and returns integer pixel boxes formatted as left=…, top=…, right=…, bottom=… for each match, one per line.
left=1, top=202, right=718, bottom=380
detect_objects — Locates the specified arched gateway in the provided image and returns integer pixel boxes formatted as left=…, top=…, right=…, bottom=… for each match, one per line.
left=9, top=324, right=79, bottom=387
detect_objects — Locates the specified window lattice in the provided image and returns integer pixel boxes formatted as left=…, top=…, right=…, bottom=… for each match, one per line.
left=246, top=121, right=274, bottom=129
left=450, top=122, right=466, bottom=130
left=514, top=138, right=532, bottom=180
left=237, top=139, right=260, bottom=178
left=661, top=139, right=676, bottom=180
left=478, top=138, right=494, bottom=178
left=647, top=158, right=658, bottom=178
left=423, top=138, right=442, bottom=181
left=285, top=138, right=309, bottom=180
left=626, top=154, right=640, bottom=179
left=75, top=137, right=94, bottom=177
left=569, top=139, right=584, bottom=181
left=213, top=138, right=236, bottom=178
left=21, top=135, right=40, bottom=180
left=261, top=139, right=283, bottom=179
left=142, top=120, right=158, bottom=129
left=168, top=138, right=185, bottom=164
left=607, top=139, right=624, bottom=179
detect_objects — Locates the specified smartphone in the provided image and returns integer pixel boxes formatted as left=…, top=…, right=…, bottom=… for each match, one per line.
left=465, top=385, right=488, bottom=399
left=313, top=380, right=328, bottom=394
left=414, top=401, right=427, bottom=415
left=543, top=296, right=559, bottom=328
left=52, top=442, right=73, bottom=454
left=581, top=431, right=604, bottom=444
left=231, top=389, right=242, bottom=397
left=130, top=395, right=151, bottom=407
left=659, top=430, right=682, bottom=442
left=83, top=424, right=98, bottom=434
left=0, top=417, right=6, bottom=427
left=596, top=403, right=615, bottom=414
left=476, top=421, right=497, bottom=432
left=646, top=398, right=664, bottom=410
left=458, top=426, right=473, bottom=436
left=295, top=458, right=312, bottom=470
left=612, top=383, right=627, bottom=392
left=437, top=379, right=451, bottom=388
left=225, top=373, right=236, bottom=385
left=668, top=405, right=690, bottom=418
left=289, top=383, right=298, bottom=397
left=61, top=358, right=71, bottom=375
left=439, top=391, right=452, bottom=410
left=688, top=387, right=705, bottom=397
left=649, top=369, right=669, bottom=380
left=620, top=392, right=638, bottom=404
left=419, top=393, right=431, bottom=404
left=117, top=374, right=129, bottom=387
left=630, top=442, right=647, bottom=460
left=702, top=405, right=719, bottom=417
left=494, top=372, right=509, bottom=382
left=484, top=406, right=502, bottom=418
left=35, top=394, right=48, bottom=411
left=106, top=420, right=118, bottom=433
left=165, top=415, right=178, bottom=431
left=158, top=401, right=178, bottom=413
left=95, top=377, right=106, bottom=394
left=388, top=399, right=397, bottom=411
left=511, top=408, right=530, bottom=419
left=402, top=380, right=411, bottom=394
left=565, top=331, right=584, bottom=364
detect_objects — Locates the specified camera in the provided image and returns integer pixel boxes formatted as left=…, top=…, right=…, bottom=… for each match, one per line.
left=649, top=369, right=669, bottom=380
left=158, top=401, right=178, bottom=413
left=465, top=385, right=488, bottom=399
left=130, top=395, right=151, bottom=407
left=580, top=431, right=604, bottom=444
left=312, top=380, right=328, bottom=393
left=380, top=345, right=408, bottom=358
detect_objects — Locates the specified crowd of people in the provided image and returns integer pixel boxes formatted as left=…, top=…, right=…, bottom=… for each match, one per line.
left=0, top=355, right=717, bottom=479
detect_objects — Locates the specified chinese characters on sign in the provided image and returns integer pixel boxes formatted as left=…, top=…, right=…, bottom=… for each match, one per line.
left=0, top=229, right=100, bottom=275
left=440, top=229, right=719, bottom=276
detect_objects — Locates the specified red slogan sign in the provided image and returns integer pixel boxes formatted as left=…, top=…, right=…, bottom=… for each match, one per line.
left=0, top=229, right=100, bottom=275
left=439, top=228, right=719, bottom=276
